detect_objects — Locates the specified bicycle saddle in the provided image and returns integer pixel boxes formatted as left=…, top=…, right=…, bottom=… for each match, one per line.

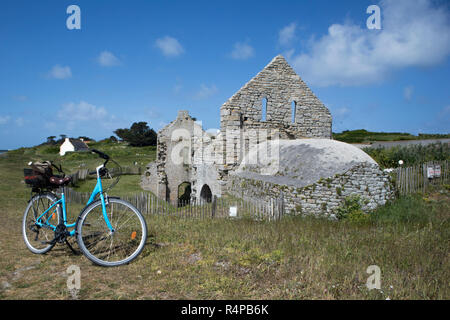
left=49, top=176, right=72, bottom=186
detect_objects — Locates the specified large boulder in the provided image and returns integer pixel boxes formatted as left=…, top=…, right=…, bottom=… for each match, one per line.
left=235, top=138, right=379, bottom=188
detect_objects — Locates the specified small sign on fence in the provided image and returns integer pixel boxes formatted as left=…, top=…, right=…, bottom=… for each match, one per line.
left=229, top=206, right=237, bottom=217
left=427, top=165, right=442, bottom=179
left=427, top=166, right=434, bottom=178
left=434, top=165, right=441, bottom=177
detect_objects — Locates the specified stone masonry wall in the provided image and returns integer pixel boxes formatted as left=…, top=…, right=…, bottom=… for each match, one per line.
left=142, top=110, right=202, bottom=203
left=228, top=163, right=395, bottom=219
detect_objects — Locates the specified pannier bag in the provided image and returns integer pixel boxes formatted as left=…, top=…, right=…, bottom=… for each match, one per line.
left=24, top=161, right=54, bottom=188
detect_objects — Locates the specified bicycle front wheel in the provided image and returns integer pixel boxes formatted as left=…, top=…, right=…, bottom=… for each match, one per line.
left=76, top=198, right=147, bottom=267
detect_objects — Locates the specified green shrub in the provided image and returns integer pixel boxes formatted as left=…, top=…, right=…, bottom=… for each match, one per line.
left=335, top=195, right=369, bottom=223
left=346, top=209, right=370, bottom=223
left=363, top=142, right=450, bottom=169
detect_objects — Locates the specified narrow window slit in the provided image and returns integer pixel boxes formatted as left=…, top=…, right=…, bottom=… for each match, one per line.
left=261, top=97, right=267, bottom=121
left=291, top=101, right=297, bottom=123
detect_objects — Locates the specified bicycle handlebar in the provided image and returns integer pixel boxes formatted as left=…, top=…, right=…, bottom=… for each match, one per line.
left=90, top=149, right=110, bottom=160
left=87, top=149, right=122, bottom=191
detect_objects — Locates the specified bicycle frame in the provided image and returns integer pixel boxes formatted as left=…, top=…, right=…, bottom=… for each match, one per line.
left=34, top=164, right=114, bottom=237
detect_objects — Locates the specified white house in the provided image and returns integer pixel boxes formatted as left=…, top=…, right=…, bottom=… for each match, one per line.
left=59, top=138, right=89, bottom=156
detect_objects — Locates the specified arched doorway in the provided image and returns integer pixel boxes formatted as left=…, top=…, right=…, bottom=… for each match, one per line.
left=177, top=182, right=191, bottom=207
left=200, top=184, right=212, bottom=203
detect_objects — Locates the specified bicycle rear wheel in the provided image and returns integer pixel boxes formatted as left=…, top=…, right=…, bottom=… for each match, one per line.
left=76, top=198, right=147, bottom=267
left=22, top=192, right=61, bottom=254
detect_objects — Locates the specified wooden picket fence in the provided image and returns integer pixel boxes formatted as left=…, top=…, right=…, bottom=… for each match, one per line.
left=394, top=160, right=449, bottom=195
left=64, top=160, right=449, bottom=221
left=64, top=188, right=285, bottom=221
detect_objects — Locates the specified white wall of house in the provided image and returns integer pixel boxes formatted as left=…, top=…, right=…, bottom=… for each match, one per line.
left=59, top=138, right=75, bottom=156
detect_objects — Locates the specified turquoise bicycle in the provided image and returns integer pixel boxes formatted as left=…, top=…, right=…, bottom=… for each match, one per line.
left=22, top=149, right=147, bottom=267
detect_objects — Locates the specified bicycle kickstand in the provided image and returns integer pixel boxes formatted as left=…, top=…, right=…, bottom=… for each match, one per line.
left=65, top=239, right=80, bottom=255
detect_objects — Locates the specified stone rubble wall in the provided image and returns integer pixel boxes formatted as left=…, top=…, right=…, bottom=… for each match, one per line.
left=228, top=163, right=395, bottom=219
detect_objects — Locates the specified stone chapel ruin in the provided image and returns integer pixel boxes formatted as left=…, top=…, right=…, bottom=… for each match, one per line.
left=141, top=55, right=394, bottom=217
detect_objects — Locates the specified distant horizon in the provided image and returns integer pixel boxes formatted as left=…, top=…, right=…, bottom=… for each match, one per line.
left=1, top=128, right=450, bottom=151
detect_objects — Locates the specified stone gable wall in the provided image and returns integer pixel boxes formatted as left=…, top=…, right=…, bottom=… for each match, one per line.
left=220, top=55, right=332, bottom=139
left=220, top=55, right=332, bottom=169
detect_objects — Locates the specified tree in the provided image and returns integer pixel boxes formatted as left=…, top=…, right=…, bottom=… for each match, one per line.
left=114, top=122, right=157, bottom=147
left=77, top=136, right=95, bottom=142
left=46, top=136, right=56, bottom=145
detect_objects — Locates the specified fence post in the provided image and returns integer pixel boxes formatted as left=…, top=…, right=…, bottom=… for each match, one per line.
left=280, top=192, right=284, bottom=220
left=270, top=198, right=274, bottom=221
left=211, top=195, right=217, bottom=218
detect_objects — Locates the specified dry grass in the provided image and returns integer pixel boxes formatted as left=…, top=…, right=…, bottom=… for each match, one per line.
left=0, top=151, right=449, bottom=300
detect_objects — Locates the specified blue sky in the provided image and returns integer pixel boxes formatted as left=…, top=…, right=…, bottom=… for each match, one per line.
left=1, top=0, right=449, bottom=150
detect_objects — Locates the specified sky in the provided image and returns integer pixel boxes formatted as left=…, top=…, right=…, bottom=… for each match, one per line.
left=0, top=0, right=449, bottom=150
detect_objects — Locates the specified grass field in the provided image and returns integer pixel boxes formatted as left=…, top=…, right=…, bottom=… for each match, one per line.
left=333, top=129, right=450, bottom=144
left=0, top=144, right=449, bottom=300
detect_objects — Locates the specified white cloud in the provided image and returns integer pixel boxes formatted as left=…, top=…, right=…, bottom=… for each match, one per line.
left=0, top=116, right=26, bottom=127
left=403, top=86, right=414, bottom=101
left=279, top=22, right=297, bottom=46
left=195, top=84, right=218, bottom=100
left=230, top=42, right=254, bottom=60
left=97, top=51, right=121, bottom=67
left=0, top=115, right=11, bottom=125
left=288, top=0, right=450, bottom=86
left=57, top=101, right=108, bottom=122
left=47, top=65, right=72, bottom=79
left=54, top=101, right=119, bottom=133
left=155, top=36, right=184, bottom=57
